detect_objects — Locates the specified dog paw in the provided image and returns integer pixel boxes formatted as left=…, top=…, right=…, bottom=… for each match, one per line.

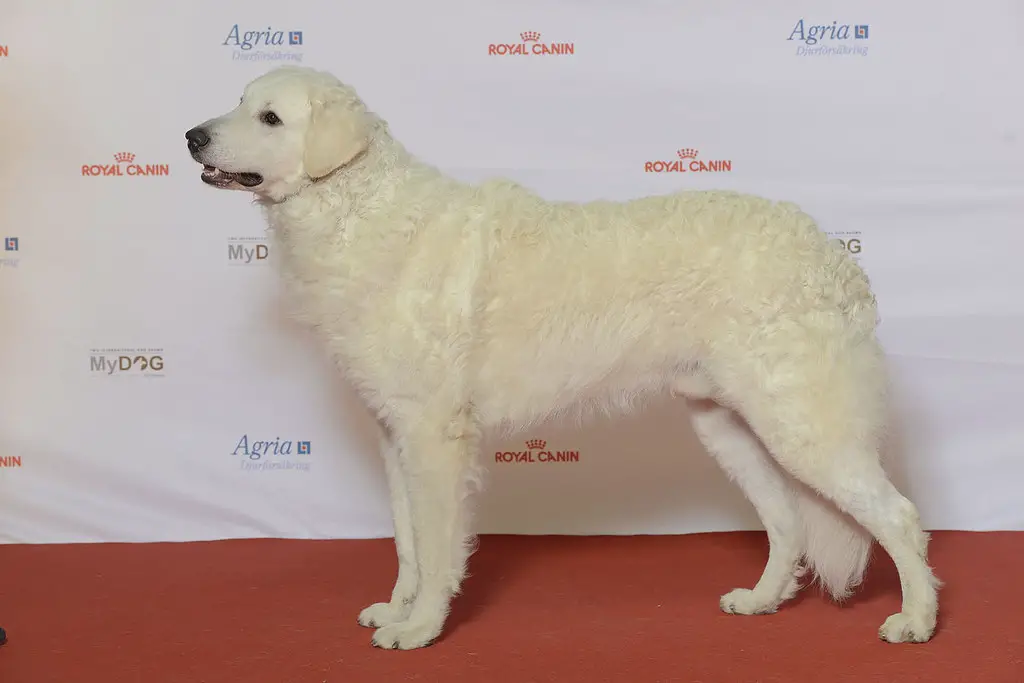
left=719, top=588, right=778, bottom=615
left=780, top=563, right=808, bottom=601
left=878, top=611, right=936, bottom=643
left=371, top=616, right=443, bottom=650
left=358, top=601, right=411, bottom=629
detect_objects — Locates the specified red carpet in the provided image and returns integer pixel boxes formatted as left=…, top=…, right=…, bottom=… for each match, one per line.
left=1, top=531, right=1021, bottom=682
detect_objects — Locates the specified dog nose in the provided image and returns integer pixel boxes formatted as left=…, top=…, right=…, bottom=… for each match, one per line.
left=185, top=127, right=210, bottom=151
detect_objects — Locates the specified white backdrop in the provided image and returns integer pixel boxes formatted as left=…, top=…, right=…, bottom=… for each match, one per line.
left=2, top=0, right=1023, bottom=544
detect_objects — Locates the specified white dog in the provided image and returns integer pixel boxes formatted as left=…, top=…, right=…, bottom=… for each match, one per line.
left=186, top=66, right=940, bottom=650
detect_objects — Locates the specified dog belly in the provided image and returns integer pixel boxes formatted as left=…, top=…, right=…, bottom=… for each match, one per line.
left=470, top=334, right=696, bottom=429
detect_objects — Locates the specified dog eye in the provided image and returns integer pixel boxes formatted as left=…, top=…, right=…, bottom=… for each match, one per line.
left=261, top=111, right=282, bottom=126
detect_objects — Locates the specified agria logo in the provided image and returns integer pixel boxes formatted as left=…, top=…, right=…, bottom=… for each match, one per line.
left=1, top=237, right=18, bottom=270
left=788, top=20, right=870, bottom=57
left=488, top=31, right=575, bottom=56
left=234, top=435, right=312, bottom=472
left=81, top=152, right=170, bottom=178
left=223, top=25, right=304, bottom=63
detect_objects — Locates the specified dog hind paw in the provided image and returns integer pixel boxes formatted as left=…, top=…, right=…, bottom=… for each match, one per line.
left=878, top=611, right=936, bottom=643
left=719, top=588, right=779, bottom=615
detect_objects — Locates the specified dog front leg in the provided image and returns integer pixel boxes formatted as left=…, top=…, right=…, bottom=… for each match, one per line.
left=369, top=410, right=479, bottom=650
left=357, top=428, right=419, bottom=628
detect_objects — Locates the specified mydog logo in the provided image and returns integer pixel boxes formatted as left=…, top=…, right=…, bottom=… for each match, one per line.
left=227, top=236, right=269, bottom=265
left=644, top=149, right=733, bottom=174
left=0, top=44, right=8, bottom=58
left=828, top=230, right=863, bottom=256
left=488, top=31, right=575, bottom=56
left=234, top=434, right=312, bottom=472
left=223, top=25, right=304, bottom=63
left=89, top=348, right=166, bottom=377
left=0, top=455, right=22, bottom=468
left=788, top=20, right=870, bottom=57
left=81, top=153, right=170, bottom=178
left=494, top=439, right=580, bottom=464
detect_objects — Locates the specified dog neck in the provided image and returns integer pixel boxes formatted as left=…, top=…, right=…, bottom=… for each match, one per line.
left=263, top=118, right=444, bottom=259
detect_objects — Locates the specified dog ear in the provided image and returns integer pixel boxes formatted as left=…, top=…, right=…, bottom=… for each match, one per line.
left=303, top=97, right=370, bottom=180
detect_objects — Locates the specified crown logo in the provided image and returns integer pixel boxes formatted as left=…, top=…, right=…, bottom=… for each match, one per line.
left=676, top=148, right=698, bottom=160
left=114, top=152, right=136, bottom=164
left=525, top=439, right=547, bottom=450
left=520, top=31, right=541, bottom=42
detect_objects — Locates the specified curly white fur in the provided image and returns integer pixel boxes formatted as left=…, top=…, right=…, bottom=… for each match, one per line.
left=186, top=66, right=941, bottom=649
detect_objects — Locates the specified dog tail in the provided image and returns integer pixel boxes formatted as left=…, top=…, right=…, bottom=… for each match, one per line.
left=796, top=486, right=874, bottom=601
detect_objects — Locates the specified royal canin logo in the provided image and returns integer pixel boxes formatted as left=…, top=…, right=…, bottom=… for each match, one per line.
left=488, top=31, right=575, bottom=56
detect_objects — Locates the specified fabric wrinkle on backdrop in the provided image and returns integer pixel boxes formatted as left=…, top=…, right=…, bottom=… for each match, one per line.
left=0, top=0, right=1022, bottom=544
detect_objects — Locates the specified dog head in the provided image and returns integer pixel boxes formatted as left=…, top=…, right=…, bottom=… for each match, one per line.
left=185, top=66, right=372, bottom=200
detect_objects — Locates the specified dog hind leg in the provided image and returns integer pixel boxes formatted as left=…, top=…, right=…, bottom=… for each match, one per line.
left=679, top=381, right=805, bottom=614
left=735, top=359, right=940, bottom=643
left=772, top=447, right=938, bottom=642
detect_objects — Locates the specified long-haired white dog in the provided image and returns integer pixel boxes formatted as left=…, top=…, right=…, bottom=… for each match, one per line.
left=186, top=66, right=940, bottom=649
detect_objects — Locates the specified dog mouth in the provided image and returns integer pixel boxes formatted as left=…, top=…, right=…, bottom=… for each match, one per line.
left=200, top=166, right=264, bottom=188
